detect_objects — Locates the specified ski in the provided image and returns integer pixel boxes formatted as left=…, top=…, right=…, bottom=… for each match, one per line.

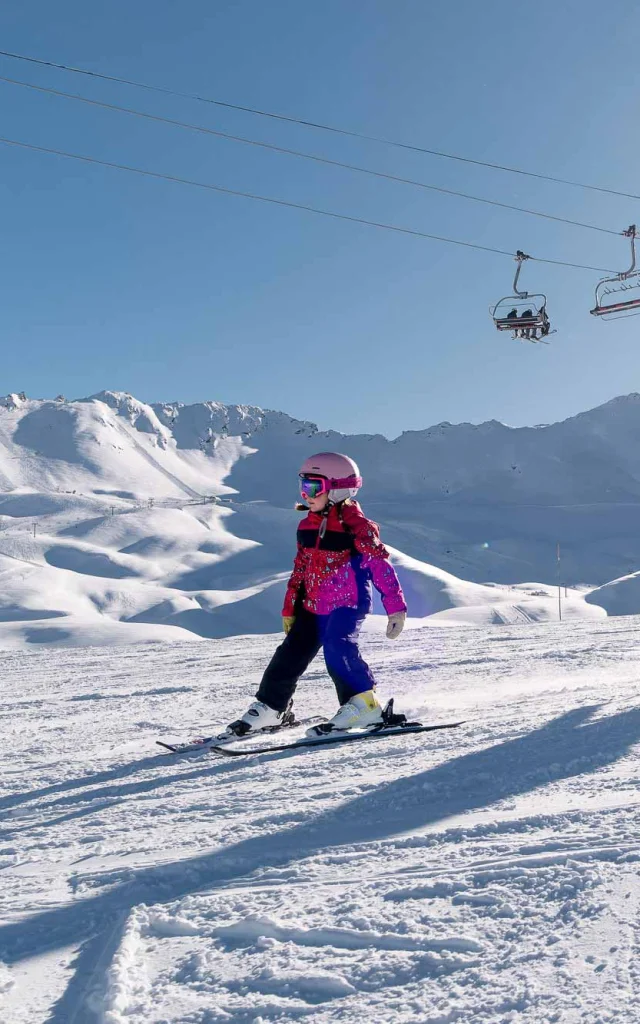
left=209, top=720, right=464, bottom=758
left=156, top=715, right=324, bottom=754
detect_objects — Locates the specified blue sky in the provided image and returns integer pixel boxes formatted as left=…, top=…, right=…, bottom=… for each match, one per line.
left=2, top=0, right=640, bottom=436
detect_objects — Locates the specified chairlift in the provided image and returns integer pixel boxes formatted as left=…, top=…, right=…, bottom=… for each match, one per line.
left=491, top=251, right=553, bottom=343
left=590, top=225, right=640, bottom=320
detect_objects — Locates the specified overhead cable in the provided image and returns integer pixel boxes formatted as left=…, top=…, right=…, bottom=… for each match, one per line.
left=0, top=134, right=615, bottom=273
left=0, top=47, right=639, bottom=203
left=0, top=73, right=620, bottom=239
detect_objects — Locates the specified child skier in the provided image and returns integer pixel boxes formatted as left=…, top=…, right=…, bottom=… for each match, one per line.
left=225, top=452, right=407, bottom=738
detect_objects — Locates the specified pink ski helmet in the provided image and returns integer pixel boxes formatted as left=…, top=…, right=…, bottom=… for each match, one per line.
left=299, top=452, right=362, bottom=504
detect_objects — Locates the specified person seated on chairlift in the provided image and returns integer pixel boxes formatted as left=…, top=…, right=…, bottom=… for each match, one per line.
left=519, top=309, right=533, bottom=340
left=507, top=308, right=518, bottom=319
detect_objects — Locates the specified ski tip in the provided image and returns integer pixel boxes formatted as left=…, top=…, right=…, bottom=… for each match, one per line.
left=156, top=740, right=178, bottom=753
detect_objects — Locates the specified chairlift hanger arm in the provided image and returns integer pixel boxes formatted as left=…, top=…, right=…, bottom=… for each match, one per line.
left=620, top=225, right=637, bottom=278
left=512, top=250, right=531, bottom=297
left=590, top=225, right=640, bottom=319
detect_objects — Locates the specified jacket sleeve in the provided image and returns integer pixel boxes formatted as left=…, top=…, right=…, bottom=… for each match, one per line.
left=341, top=502, right=407, bottom=615
left=282, top=542, right=306, bottom=616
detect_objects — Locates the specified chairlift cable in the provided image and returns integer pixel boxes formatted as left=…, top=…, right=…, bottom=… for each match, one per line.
left=0, top=133, right=615, bottom=274
left=0, top=73, right=621, bottom=240
left=0, top=47, right=639, bottom=203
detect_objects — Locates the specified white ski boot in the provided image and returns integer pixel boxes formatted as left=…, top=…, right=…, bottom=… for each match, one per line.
left=306, top=690, right=383, bottom=737
left=222, top=700, right=293, bottom=739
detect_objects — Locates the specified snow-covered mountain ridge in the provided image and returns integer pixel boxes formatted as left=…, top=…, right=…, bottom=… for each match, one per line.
left=5, top=387, right=640, bottom=503
left=0, top=388, right=637, bottom=645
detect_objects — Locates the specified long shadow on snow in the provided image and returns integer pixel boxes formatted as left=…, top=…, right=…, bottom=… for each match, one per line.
left=1, top=800, right=125, bottom=841
left=44, top=911, right=129, bottom=1024
left=3, top=705, right=640, bottom=973
left=0, top=761, right=244, bottom=841
left=0, top=753, right=243, bottom=839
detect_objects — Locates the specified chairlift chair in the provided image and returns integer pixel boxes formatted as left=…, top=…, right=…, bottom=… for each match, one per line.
left=590, top=225, right=640, bottom=320
left=491, top=251, right=553, bottom=343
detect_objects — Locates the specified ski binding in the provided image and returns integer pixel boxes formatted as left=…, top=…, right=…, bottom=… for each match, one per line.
left=156, top=706, right=322, bottom=755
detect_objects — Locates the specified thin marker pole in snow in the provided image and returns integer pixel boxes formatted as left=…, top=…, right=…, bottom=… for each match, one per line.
left=556, top=543, right=562, bottom=621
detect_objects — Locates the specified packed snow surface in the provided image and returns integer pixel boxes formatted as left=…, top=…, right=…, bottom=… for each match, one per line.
left=1, top=615, right=639, bottom=1022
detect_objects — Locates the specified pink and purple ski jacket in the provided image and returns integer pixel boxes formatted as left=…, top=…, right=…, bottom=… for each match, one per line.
left=282, top=500, right=407, bottom=618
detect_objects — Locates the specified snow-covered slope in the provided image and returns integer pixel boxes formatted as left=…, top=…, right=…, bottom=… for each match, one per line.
left=0, top=388, right=638, bottom=645
left=2, top=616, right=639, bottom=1022
left=586, top=570, right=640, bottom=616
left=379, top=548, right=602, bottom=627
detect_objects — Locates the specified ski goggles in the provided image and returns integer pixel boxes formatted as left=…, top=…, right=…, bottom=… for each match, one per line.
left=299, top=474, right=329, bottom=500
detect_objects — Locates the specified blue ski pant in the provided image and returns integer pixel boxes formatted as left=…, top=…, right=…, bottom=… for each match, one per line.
left=257, top=607, right=376, bottom=712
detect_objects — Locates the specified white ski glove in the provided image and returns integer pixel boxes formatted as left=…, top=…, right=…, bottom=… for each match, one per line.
left=386, top=611, right=406, bottom=640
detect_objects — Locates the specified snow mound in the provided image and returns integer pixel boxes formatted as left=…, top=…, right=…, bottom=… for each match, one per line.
left=586, top=570, right=640, bottom=616
left=383, top=548, right=604, bottom=627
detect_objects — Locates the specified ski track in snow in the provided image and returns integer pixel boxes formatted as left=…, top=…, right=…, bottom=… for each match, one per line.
left=1, top=618, right=640, bottom=1022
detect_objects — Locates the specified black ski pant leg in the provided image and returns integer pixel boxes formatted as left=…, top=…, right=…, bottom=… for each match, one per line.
left=322, top=608, right=377, bottom=706
left=256, top=609, right=322, bottom=712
